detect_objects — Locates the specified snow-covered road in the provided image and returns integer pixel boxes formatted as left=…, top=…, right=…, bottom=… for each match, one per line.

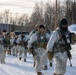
left=0, top=45, right=76, bottom=75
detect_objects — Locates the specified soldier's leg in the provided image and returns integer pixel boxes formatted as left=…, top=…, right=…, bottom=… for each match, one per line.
left=54, top=57, right=62, bottom=75
left=15, top=49, right=18, bottom=57
left=0, top=54, right=2, bottom=64
left=35, top=50, right=43, bottom=75
left=8, top=46, right=11, bottom=55
left=3, top=49, right=6, bottom=63
left=19, top=50, right=22, bottom=60
left=11, top=47, right=15, bottom=56
left=42, top=49, right=48, bottom=70
left=61, top=54, right=67, bottom=75
left=1, top=52, right=5, bottom=64
left=23, top=50, right=27, bottom=62
left=7, top=47, right=10, bottom=55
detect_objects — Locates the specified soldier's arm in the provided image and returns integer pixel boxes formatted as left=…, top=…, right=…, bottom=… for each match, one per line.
left=47, top=30, right=59, bottom=66
left=47, top=30, right=58, bottom=52
left=28, top=33, right=37, bottom=54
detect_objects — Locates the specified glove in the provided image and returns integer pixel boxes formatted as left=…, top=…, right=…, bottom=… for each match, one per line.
left=48, top=51, right=53, bottom=60
left=69, top=33, right=76, bottom=43
left=71, top=34, right=76, bottom=41
left=28, top=47, right=33, bottom=54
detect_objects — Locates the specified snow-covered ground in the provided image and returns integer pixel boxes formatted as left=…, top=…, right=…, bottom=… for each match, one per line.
left=0, top=45, right=76, bottom=75
left=68, top=24, right=76, bottom=34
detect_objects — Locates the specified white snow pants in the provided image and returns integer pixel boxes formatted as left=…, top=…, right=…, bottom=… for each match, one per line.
left=34, top=48, right=48, bottom=72
left=0, top=45, right=5, bottom=63
left=54, top=51, right=68, bottom=75
left=18, top=46, right=27, bottom=60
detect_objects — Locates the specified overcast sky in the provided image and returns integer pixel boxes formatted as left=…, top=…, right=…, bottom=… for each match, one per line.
left=0, top=0, right=65, bottom=15
left=0, top=0, right=47, bottom=14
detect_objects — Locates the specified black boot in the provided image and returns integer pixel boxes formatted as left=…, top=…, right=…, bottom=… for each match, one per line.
left=19, top=57, right=21, bottom=60
left=43, top=66, right=47, bottom=70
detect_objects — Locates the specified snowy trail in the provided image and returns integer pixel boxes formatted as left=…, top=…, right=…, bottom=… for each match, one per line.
left=0, top=45, right=76, bottom=75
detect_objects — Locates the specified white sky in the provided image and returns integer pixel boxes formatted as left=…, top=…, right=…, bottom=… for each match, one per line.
left=0, top=0, right=64, bottom=15
left=0, top=0, right=47, bottom=14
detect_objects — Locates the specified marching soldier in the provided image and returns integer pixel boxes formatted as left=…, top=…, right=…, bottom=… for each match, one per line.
left=28, top=24, right=39, bottom=67
left=17, top=32, right=28, bottom=62
left=9, top=31, right=17, bottom=55
left=28, top=25, right=50, bottom=75
left=47, top=18, right=76, bottom=75
left=2, top=30, right=8, bottom=62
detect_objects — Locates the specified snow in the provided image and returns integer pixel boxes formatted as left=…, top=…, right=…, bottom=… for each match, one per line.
left=68, top=24, right=76, bottom=34
left=0, top=45, right=76, bottom=75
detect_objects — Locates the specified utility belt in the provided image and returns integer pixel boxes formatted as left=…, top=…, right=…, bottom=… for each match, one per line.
left=37, top=44, right=47, bottom=49
left=33, top=43, right=47, bottom=49
left=54, top=48, right=66, bottom=53
left=53, top=43, right=71, bottom=53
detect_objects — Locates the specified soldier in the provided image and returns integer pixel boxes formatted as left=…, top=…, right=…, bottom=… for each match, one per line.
left=2, top=30, right=8, bottom=62
left=17, top=32, right=28, bottom=62
left=10, top=31, right=17, bottom=55
left=28, top=24, right=39, bottom=67
left=11, top=40, right=18, bottom=57
left=47, top=18, right=76, bottom=75
left=28, top=25, right=50, bottom=75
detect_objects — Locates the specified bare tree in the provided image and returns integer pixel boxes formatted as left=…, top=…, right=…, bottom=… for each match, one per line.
left=30, top=2, right=44, bottom=27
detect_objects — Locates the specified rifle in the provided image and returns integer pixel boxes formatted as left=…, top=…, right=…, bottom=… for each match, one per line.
left=66, top=43, right=72, bottom=67
left=60, top=31, right=72, bottom=67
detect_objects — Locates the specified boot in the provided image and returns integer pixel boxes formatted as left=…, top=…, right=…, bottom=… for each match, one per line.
left=43, top=66, right=47, bottom=70
left=19, top=57, right=22, bottom=60
left=13, top=54, right=15, bottom=56
left=37, top=72, right=42, bottom=75
left=24, top=59, right=26, bottom=62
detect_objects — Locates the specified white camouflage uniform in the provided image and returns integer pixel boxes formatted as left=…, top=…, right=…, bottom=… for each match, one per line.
left=47, top=28, right=69, bottom=75
left=10, top=37, right=15, bottom=55
left=17, top=34, right=28, bottom=61
left=28, top=32, right=50, bottom=72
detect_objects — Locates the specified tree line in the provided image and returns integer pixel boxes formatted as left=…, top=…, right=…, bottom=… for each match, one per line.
left=0, top=0, right=76, bottom=31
